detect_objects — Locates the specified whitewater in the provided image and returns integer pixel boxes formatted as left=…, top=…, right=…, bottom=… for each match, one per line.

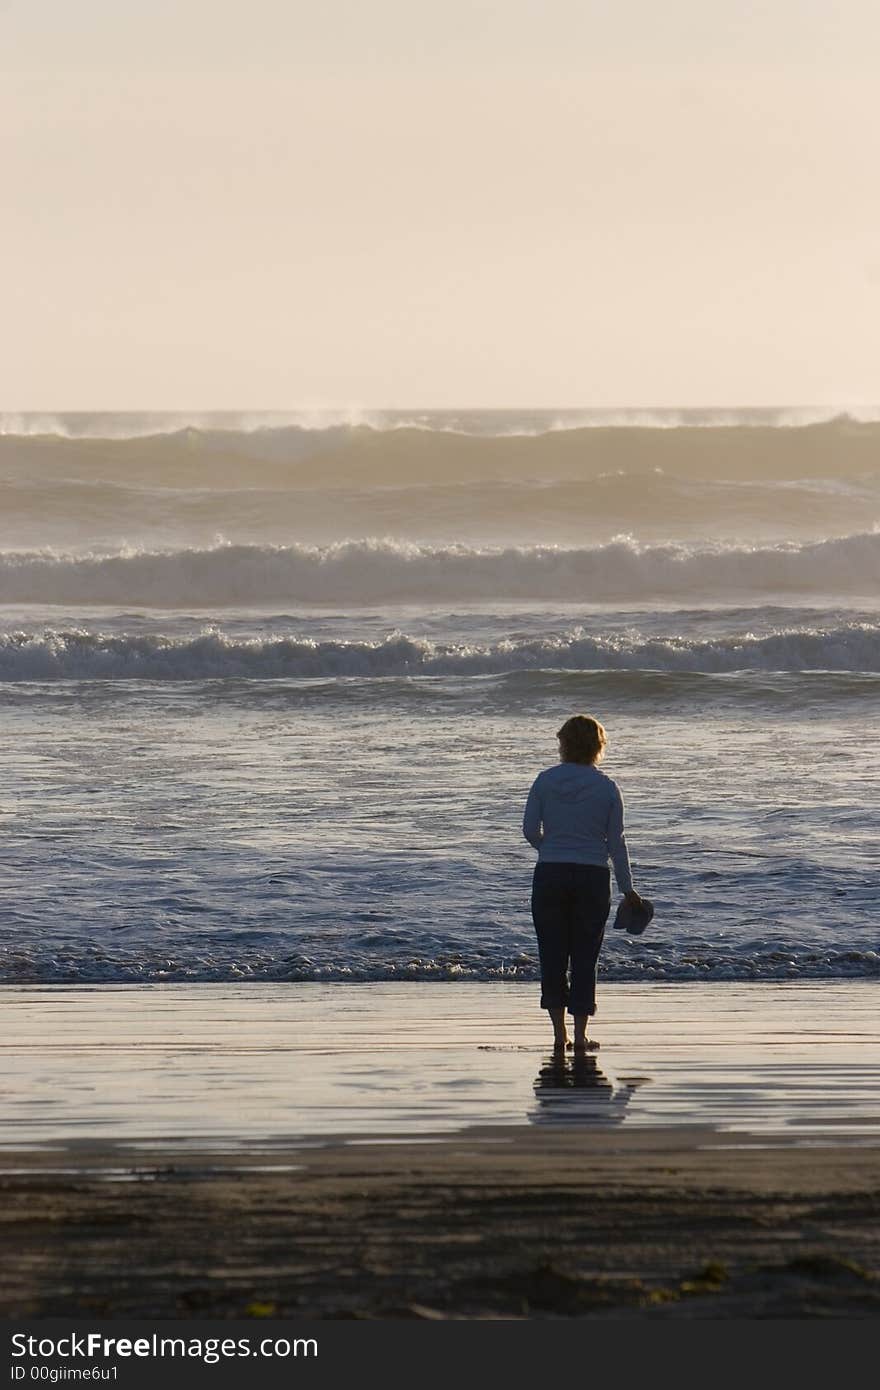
left=1, top=411, right=878, bottom=986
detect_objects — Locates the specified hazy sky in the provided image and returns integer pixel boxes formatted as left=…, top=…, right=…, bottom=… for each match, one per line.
left=2, top=1, right=878, bottom=408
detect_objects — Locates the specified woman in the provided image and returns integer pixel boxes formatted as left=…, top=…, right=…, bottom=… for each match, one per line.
left=523, top=714, right=644, bottom=1053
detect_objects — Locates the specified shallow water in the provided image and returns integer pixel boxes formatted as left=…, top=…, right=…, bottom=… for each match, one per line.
left=1, top=665, right=877, bottom=984
left=2, top=982, right=878, bottom=1148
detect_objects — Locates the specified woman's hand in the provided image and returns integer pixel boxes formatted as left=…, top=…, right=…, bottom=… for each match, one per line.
left=624, top=890, right=644, bottom=909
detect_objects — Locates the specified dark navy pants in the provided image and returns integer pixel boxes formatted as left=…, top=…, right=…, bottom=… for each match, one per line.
left=531, top=862, right=611, bottom=1016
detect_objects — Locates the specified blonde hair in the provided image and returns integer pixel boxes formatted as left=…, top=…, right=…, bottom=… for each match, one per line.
left=557, top=714, right=607, bottom=766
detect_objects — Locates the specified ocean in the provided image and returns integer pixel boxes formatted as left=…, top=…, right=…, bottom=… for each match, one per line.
left=1, top=409, right=878, bottom=986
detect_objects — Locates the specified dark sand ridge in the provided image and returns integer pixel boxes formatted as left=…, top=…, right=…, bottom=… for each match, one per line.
left=2, top=981, right=878, bottom=1318
left=3, top=1129, right=879, bottom=1320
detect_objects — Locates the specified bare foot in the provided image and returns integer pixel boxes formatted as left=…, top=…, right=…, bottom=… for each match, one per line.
left=573, top=1039, right=600, bottom=1053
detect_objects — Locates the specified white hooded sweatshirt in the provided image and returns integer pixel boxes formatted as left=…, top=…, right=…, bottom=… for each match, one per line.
left=522, top=762, right=634, bottom=893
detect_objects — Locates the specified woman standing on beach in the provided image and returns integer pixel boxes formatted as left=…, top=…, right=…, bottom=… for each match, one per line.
left=523, top=714, right=644, bottom=1054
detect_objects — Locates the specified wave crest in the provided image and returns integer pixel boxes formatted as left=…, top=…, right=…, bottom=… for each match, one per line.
left=2, top=620, right=879, bottom=680
left=3, top=415, right=880, bottom=492
left=1, top=533, right=878, bottom=607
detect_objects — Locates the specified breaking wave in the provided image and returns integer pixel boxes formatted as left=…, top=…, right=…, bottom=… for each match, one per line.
left=2, top=621, right=879, bottom=680
left=1, top=532, right=878, bottom=607
left=4, top=406, right=880, bottom=440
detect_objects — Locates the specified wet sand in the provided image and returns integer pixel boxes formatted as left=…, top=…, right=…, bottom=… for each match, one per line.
left=2, top=981, right=879, bottom=1318
left=3, top=1127, right=879, bottom=1319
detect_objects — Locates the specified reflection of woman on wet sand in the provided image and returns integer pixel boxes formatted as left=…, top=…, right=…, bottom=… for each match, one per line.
left=523, top=714, right=644, bottom=1054
left=530, top=1053, right=649, bottom=1126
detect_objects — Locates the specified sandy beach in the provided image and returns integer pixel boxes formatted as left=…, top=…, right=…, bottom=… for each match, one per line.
left=2, top=981, right=879, bottom=1318
left=4, top=1127, right=880, bottom=1320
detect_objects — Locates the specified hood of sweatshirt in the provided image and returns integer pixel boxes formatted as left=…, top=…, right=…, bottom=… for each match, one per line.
left=545, top=766, right=603, bottom=803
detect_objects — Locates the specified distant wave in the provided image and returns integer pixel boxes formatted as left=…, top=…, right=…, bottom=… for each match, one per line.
left=4, top=406, right=880, bottom=440
left=1, top=534, right=878, bottom=607
left=3, top=417, right=880, bottom=494
left=2, top=620, right=879, bottom=680
left=2, top=471, right=876, bottom=544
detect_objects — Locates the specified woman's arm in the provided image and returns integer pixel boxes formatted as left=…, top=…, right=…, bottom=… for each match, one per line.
left=607, top=782, right=636, bottom=895
left=522, top=780, right=544, bottom=851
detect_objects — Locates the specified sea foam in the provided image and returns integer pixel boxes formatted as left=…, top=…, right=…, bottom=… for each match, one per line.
left=2, top=621, right=879, bottom=680
left=1, top=532, right=878, bottom=607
